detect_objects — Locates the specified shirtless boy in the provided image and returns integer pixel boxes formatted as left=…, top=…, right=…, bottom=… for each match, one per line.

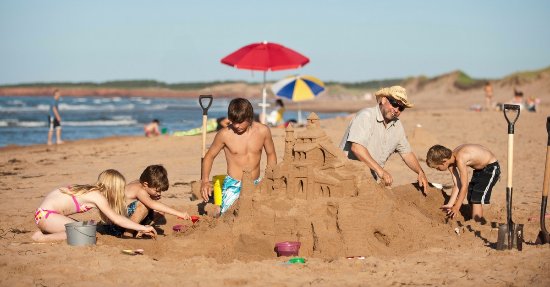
left=200, top=98, right=277, bottom=215
left=426, top=144, right=500, bottom=222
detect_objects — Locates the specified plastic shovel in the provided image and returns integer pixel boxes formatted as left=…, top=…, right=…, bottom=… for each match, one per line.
left=536, top=117, right=550, bottom=244
left=497, top=104, right=523, bottom=251
left=191, top=215, right=200, bottom=224
left=199, top=95, right=213, bottom=203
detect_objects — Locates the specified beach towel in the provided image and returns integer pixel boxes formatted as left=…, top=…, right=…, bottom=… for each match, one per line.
left=172, top=119, right=218, bottom=136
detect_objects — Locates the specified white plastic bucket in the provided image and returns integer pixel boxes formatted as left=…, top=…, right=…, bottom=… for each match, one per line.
left=65, top=221, right=97, bottom=246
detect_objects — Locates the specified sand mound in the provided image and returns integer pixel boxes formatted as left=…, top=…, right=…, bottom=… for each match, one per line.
left=183, top=183, right=453, bottom=262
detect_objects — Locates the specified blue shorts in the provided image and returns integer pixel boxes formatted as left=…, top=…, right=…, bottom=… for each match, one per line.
left=220, top=175, right=260, bottom=214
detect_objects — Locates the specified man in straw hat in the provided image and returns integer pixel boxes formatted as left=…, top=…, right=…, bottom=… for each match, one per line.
left=339, top=86, right=428, bottom=191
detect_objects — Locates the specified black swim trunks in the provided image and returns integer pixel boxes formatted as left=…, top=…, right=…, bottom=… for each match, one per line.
left=48, top=116, right=61, bottom=130
left=467, top=161, right=500, bottom=204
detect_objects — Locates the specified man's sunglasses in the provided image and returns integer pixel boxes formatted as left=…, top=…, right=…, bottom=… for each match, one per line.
left=386, top=97, right=406, bottom=112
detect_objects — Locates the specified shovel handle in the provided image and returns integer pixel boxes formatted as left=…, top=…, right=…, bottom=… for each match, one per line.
left=199, top=95, right=213, bottom=116
left=503, top=104, right=520, bottom=134
left=199, top=95, right=213, bottom=158
left=543, top=117, right=550, bottom=198
left=503, top=105, right=520, bottom=188
left=540, top=117, right=550, bottom=239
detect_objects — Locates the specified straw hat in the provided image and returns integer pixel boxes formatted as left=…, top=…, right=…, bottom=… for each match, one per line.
left=375, top=86, right=414, bottom=108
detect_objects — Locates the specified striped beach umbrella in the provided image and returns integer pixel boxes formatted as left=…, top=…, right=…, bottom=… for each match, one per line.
left=271, top=75, right=325, bottom=102
left=271, top=75, right=325, bottom=123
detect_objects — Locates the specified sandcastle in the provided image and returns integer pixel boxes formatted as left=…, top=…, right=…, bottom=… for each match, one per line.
left=261, top=112, right=371, bottom=199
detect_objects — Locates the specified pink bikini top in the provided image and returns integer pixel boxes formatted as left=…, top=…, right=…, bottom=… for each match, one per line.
left=67, top=186, right=92, bottom=213
left=71, top=195, right=92, bottom=213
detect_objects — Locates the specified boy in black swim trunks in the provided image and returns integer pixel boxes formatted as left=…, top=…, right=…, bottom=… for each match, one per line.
left=426, top=144, right=500, bottom=222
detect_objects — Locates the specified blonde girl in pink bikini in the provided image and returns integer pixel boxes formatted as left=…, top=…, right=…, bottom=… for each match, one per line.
left=32, top=169, right=157, bottom=242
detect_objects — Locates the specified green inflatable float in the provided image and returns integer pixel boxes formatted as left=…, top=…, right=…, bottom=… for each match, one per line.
left=172, top=118, right=219, bottom=136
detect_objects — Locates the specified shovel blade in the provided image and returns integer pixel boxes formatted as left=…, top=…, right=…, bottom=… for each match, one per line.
left=516, top=224, right=524, bottom=251
left=496, top=223, right=523, bottom=250
left=496, top=224, right=509, bottom=250
left=536, top=230, right=550, bottom=244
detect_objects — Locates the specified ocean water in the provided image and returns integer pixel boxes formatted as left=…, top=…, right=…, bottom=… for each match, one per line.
left=0, top=96, right=346, bottom=147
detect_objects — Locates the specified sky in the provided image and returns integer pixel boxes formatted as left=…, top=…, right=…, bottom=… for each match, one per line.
left=1, top=0, right=549, bottom=85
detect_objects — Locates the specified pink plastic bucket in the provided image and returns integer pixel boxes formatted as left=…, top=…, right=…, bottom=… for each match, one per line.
left=275, top=241, right=301, bottom=257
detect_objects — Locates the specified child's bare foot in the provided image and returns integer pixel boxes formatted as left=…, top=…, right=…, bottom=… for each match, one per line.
left=31, top=230, right=66, bottom=242
left=474, top=217, right=488, bottom=225
left=32, top=230, right=46, bottom=242
left=57, top=141, right=64, bottom=145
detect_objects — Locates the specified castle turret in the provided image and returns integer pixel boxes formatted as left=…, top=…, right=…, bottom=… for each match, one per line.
left=306, top=112, right=320, bottom=129
left=283, top=123, right=295, bottom=162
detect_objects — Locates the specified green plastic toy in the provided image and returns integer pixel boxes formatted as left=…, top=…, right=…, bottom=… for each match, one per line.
left=288, top=257, right=306, bottom=264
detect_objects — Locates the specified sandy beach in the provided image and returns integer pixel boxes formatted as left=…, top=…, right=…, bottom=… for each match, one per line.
left=1, top=80, right=549, bottom=286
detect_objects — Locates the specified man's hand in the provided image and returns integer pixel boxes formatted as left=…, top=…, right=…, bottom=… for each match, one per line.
left=200, top=180, right=212, bottom=202
left=378, top=169, right=393, bottom=187
left=417, top=171, right=428, bottom=192
left=446, top=204, right=460, bottom=219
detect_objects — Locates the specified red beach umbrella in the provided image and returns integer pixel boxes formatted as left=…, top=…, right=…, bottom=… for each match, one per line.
left=221, top=41, right=309, bottom=123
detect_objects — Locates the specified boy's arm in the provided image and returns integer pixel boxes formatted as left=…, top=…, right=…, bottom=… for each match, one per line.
left=200, top=131, right=225, bottom=202
left=447, top=159, right=469, bottom=219
left=442, top=166, right=460, bottom=209
left=135, top=188, right=190, bottom=220
left=53, top=106, right=61, bottom=121
left=264, top=127, right=277, bottom=168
